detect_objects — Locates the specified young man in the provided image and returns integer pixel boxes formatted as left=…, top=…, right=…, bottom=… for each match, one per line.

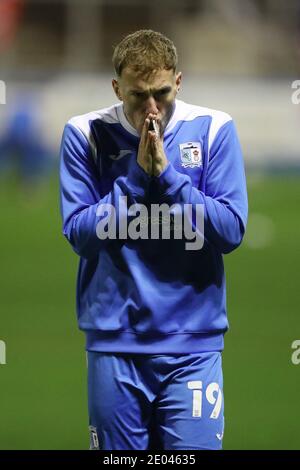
left=59, top=29, right=248, bottom=450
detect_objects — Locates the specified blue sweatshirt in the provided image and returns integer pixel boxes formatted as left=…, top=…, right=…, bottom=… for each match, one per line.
left=59, top=99, right=248, bottom=354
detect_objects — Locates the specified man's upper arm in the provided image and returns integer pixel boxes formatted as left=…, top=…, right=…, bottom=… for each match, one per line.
left=205, top=118, right=248, bottom=238
left=59, top=123, right=100, bottom=240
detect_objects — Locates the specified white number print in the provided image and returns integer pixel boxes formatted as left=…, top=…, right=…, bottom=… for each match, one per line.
left=188, top=381, right=222, bottom=419
left=188, top=381, right=203, bottom=417
left=206, top=382, right=222, bottom=419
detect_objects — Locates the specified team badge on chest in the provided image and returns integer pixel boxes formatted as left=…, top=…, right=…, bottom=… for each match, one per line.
left=179, top=142, right=202, bottom=168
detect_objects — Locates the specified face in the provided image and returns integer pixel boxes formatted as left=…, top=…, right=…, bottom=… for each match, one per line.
left=112, top=67, right=182, bottom=135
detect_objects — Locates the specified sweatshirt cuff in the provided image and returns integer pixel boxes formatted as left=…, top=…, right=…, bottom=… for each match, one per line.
left=127, top=160, right=151, bottom=197
left=152, top=162, right=183, bottom=195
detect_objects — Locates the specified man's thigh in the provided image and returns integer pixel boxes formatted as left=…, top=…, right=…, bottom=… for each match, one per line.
left=154, top=351, right=224, bottom=450
left=87, top=351, right=154, bottom=450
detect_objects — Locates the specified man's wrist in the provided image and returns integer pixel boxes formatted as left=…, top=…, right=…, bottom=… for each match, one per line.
left=151, top=161, right=180, bottom=195
left=152, top=161, right=170, bottom=177
left=127, top=159, right=151, bottom=197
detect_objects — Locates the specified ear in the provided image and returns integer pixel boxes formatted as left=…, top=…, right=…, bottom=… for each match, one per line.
left=112, top=78, right=122, bottom=101
left=175, top=72, right=182, bottom=93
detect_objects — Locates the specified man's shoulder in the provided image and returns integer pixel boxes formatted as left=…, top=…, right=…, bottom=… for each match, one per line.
left=176, top=99, right=232, bottom=127
left=66, top=103, right=120, bottom=135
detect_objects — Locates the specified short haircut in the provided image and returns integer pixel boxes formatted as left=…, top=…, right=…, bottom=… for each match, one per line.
left=112, top=29, right=178, bottom=77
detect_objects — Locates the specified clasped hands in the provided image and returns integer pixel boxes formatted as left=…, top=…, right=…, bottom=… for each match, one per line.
left=137, top=113, right=169, bottom=177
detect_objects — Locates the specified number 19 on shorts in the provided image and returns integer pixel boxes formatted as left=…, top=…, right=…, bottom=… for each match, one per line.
left=188, top=381, right=222, bottom=419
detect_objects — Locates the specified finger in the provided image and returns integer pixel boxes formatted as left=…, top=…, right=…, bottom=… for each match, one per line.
left=148, top=130, right=157, bottom=139
left=140, top=117, right=150, bottom=144
left=146, top=113, right=158, bottom=129
left=148, top=131, right=158, bottom=151
left=156, top=117, right=163, bottom=138
left=147, top=112, right=157, bottom=120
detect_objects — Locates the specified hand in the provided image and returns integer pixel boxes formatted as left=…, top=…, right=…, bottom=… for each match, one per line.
left=147, top=116, right=169, bottom=177
left=136, top=115, right=153, bottom=175
left=137, top=114, right=169, bottom=176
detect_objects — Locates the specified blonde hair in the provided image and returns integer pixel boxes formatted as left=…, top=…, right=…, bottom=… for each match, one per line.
left=112, top=29, right=178, bottom=77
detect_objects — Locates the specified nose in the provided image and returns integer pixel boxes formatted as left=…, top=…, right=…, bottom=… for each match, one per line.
left=145, top=96, right=159, bottom=115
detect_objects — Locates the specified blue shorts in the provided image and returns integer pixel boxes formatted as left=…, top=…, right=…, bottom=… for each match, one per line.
left=87, top=351, right=224, bottom=450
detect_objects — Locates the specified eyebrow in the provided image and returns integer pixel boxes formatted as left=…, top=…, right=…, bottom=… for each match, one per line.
left=130, top=86, right=172, bottom=94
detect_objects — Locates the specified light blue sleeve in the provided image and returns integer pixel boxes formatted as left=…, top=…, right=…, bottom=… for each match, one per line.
left=59, top=123, right=150, bottom=258
left=151, top=120, right=248, bottom=253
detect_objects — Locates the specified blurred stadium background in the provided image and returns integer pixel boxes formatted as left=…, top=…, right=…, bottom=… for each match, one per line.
left=0, top=0, right=300, bottom=450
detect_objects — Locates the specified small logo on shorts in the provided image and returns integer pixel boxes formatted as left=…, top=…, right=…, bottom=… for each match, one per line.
left=216, top=417, right=225, bottom=440
left=89, top=425, right=99, bottom=450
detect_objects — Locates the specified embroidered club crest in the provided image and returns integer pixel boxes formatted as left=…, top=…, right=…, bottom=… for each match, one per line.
left=179, top=142, right=202, bottom=168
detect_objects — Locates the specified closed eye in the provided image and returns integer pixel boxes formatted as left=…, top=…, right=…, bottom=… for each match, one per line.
left=131, top=87, right=172, bottom=99
left=156, top=88, right=171, bottom=96
left=132, top=92, right=145, bottom=98
left=153, top=88, right=172, bottom=100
